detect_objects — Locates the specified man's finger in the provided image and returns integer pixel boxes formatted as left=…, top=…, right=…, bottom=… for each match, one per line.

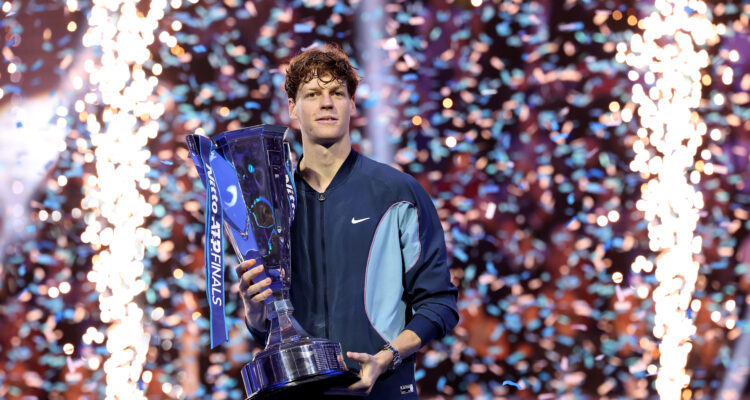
left=346, top=352, right=370, bottom=363
left=347, top=379, right=370, bottom=391
left=241, top=266, right=265, bottom=286
left=246, top=277, right=271, bottom=295
left=235, top=258, right=257, bottom=275
left=236, top=260, right=261, bottom=285
left=250, top=288, right=272, bottom=303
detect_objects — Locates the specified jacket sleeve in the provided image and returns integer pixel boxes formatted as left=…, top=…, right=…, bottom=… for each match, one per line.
left=402, top=180, right=459, bottom=345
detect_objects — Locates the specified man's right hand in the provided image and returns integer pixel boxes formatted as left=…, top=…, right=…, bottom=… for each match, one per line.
left=236, top=259, right=272, bottom=333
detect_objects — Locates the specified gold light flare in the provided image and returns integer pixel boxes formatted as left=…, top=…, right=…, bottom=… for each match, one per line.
left=78, top=0, right=167, bottom=398
left=619, top=0, right=721, bottom=398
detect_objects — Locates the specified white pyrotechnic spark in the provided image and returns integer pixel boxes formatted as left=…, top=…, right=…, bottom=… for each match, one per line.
left=356, top=0, right=396, bottom=163
left=78, top=0, right=167, bottom=398
left=619, top=0, right=719, bottom=398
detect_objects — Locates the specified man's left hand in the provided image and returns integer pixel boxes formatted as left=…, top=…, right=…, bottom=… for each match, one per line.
left=345, top=350, right=392, bottom=394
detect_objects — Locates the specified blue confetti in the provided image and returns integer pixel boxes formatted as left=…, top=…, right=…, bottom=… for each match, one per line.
left=293, top=23, right=313, bottom=33
left=502, top=380, right=522, bottom=389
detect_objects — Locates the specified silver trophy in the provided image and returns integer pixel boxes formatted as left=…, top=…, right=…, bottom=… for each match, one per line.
left=186, top=125, right=358, bottom=400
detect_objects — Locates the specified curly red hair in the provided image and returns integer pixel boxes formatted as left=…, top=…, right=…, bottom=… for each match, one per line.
left=284, top=44, right=359, bottom=101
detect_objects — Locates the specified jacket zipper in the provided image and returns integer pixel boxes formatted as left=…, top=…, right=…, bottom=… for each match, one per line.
left=318, top=191, right=330, bottom=339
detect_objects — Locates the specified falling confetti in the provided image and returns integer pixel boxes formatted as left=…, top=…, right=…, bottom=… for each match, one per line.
left=0, top=1, right=749, bottom=399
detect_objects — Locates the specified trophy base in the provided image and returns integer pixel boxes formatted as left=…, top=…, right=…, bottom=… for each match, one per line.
left=245, top=370, right=363, bottom=400
left=242, top=337, right=362, bottom=399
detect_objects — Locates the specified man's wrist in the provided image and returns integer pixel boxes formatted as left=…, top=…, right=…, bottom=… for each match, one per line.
left=381, top=343, right=402, bottom=370
left=246, top=313, right=267, bottom=333
left=374, top=349, right=394, bottom=371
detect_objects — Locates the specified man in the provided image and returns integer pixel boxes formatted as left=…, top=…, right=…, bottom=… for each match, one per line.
left=235, top=44, right=458, bottom=399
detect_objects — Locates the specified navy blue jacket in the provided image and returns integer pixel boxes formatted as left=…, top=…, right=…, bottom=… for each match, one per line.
left=254, top=149, right=458, bottom=399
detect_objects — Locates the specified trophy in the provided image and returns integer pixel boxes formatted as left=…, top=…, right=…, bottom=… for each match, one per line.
left=186, top=124, right=358, bottom=399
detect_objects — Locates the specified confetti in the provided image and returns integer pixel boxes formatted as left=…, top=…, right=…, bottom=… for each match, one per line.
left=502, top=380, right=523, bottom=389
left=0, top=0, right=748, bottom=399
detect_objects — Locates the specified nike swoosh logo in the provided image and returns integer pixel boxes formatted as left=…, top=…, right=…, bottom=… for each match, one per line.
left=351, top=217, right=370, bottom=224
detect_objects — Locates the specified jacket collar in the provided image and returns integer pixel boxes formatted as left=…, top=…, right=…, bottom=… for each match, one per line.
left=296, top=148, right=359, bottom=193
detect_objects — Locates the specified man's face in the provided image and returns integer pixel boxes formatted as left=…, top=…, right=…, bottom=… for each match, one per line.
left=288, top=73, right=355, bottom=147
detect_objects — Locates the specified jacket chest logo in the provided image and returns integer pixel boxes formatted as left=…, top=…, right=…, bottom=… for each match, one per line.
left=351, top=217, right=370, bottom=224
